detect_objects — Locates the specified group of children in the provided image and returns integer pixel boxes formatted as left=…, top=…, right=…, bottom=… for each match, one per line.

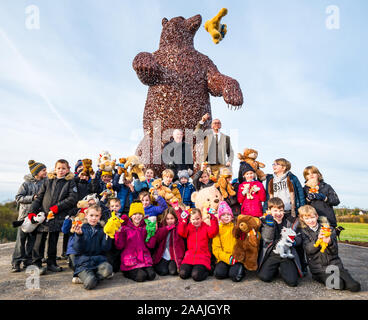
left=11, top=156, right=361, bottom=292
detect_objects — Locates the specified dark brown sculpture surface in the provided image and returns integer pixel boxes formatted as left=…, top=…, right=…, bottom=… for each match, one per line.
left=133, top=14, right=243, bottom=174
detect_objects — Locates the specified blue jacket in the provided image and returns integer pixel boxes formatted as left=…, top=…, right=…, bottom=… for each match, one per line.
left=112, top=174, right=136, bottom=213
left=144, top=196, right=168, bottom=217
left=263, top=172, right=306, bottom=216
left=177, top=182, right=196, bottom=208
left=72, top=222, right=111, bottom=276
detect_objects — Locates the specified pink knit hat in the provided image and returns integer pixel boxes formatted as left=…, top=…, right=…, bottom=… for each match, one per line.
left=218, top=201, right=233, bottom=220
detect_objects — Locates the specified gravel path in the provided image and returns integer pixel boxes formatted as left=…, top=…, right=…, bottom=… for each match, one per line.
left=0, top=240, right=367, bottom=300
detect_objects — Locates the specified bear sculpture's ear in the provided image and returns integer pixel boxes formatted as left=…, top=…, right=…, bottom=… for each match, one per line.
left=162, top=18, right=168, bottom=26
left=185, top=14, right=202, bottom=33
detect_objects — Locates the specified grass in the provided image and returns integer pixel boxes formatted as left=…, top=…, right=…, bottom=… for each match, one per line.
left=337, top=223, right=368, bottom=242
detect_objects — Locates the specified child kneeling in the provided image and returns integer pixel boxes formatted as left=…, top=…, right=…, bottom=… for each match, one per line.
left=72, top=205, right=113, bottom=290
left=298, top=205, right=361, bottom=292
left=114, top=201, right=156, bottom=282
left=212, top=201, right=245, bottom=282
left=178, top=208, right=219, bottom=281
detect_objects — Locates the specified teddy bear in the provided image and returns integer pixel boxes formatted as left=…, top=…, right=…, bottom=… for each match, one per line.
left=100, top=182, right=116, bottom=199
left=133, top=14, right=243, bottom=175
left=70, top=211, right=86, bottom=233
left=214, top=167, right=236, bottom=199
left=99, top=160, right=116, bottom=172
left=98, top=150, right=111, bottom=166
left=204, top=8, right=228, bottom=44
left=117, top=157, right=128, bottom=176
left=124, top=155, right=145, bottom=182
left=238, top=148, right=266, bottom=181
left=313, top=217, right=332, bottom=253
left=191, top=185, right=223, bottom=217
left=232, top=215, right=261, bottom=271
left=81, top=158, right=94, bottom=177
left=104, top=211, right=125, bottom=239
left=21, top=212, right=46, bottom=233
left=149, top=178, right=175, bottom=202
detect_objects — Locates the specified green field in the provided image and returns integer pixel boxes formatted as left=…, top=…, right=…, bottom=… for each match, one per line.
left=338, top=223, right=368, bottom=242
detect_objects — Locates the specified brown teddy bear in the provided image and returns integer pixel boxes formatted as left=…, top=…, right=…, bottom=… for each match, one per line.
left=117, top=157, right=127, bottom=176
left=81, top=159, right=94, bottom=177
left=99, top=159, right=116, bottom=173
left=125, top=155, right=145, bottom=182
left=149, top=178, right=175, bottom=201
left=237, top=148, right=266, bottom=181
left=214, top=167, right=236, bottom=199
left=232, top=215, right=261, bottom=271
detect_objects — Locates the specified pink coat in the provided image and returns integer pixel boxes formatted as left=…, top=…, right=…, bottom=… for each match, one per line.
left=237, top=180, right=266, bottom=217
left=114, top=215, right=153, bottom=271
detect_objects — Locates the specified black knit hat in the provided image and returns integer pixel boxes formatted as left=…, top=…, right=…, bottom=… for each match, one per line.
left=28, top=160, right=46, bottom=177
left=240, top=162, right=255, bottom=177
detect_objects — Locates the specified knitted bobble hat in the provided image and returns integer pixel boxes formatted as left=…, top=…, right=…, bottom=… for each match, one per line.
left=28, top=160, right=46, bottom=177
left=129, top=200, right=145, bottom=218
left=178, top=170, right=190, bottom=180
left=218, top=201, right=233, bottom=221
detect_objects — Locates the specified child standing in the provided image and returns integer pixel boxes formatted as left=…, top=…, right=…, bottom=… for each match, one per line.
left=264, top=158, right=305, bottom=217
left=237, top=163, right=266, bottom=217
left=73, top=205, right=113, bottom=290
left=303, top=166, right=340, bottom=228
left=134, top=168, right=155, bottom=193
left=178, top=208, right=219, bottom=281
left=298, top=205, right=360, bottom=292
left=161, top=169, right=182, bottom=203
left=177, top=170, right=196, bottom=208
left=212, top=201, right=245, bottom=282
left=11, top=160, right=47, bottom=272
left=139, top=191, right=168, bottom=222
left=257, top=197, right=303, bottom=287
left=114, top=201, right=156, bottom=282
left=147, top=207, right=186, bottom=276
left=112, top=173, right=136, bottom=214
left=30, top=159, right=78, bottom=274
left=193, top=163, right=215, bottom=191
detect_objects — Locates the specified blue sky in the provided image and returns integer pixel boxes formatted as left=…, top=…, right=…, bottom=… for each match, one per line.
left=0, top=0, right=367, bottom=208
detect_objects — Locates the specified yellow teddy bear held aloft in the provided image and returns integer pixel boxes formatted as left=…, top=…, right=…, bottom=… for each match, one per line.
left=204, top=8, right=228, bottom=44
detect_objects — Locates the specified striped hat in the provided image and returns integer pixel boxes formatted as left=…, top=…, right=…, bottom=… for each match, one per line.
left=28, top=160, right=46, bottom=177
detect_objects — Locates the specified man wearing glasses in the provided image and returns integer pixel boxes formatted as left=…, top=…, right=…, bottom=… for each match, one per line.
left=194, top=113, right=234, bottom=179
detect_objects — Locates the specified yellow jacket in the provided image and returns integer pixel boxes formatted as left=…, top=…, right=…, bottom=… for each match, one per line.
left=212, top=222, right=236, bottom=264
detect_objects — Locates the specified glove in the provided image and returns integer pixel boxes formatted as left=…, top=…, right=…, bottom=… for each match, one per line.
left=229, top=256, right=238, bottom=265
left=307, top=193, right=316, bottom=201
left=264, top=214, right=274, bottom=227
left=49, top=205, right=59, bottom=214
left=315, top=193, right=327, bottom=201
left=12, top=220, right=23, bottom=228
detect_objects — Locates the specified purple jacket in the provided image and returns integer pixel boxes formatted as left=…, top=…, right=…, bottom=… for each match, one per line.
left=147, top=223, right=186, bottom=269
left=114, top=215, right=153, bottom=271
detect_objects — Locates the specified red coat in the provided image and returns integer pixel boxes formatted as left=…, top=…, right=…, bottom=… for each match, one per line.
left=147, top=223, right=186, bottom=269
left=178, top=214, right=219, bottom=270
left=237, top=180, right=266, bottom=217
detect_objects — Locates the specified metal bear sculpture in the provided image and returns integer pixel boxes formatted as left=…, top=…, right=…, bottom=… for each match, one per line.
left=133, top=14, right=243, bottom=174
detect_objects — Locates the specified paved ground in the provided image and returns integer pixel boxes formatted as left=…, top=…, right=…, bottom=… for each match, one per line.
left=0, top=240, right=367, bottom=300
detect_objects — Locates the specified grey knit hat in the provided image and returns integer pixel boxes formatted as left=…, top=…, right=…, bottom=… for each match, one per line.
left=178, top=170, right=190, bottom=180
left=28, top=160, right=46, bottom=177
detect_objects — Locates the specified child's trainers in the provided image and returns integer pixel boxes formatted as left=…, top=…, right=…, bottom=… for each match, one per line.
left=72, top=277, right=83, bottom=284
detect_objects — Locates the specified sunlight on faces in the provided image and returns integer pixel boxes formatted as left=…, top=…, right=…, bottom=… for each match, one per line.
left=220, top=213, right=232, bottom=224
left=131, top=213, right=144, bottom=226
left=200, top=172, right=209, bottom=184
left=145, top=169, right=154, bottom=180
left=272, top=162, right=286, bottom=175
left=306, top=171, right=319, bottom=183
left=301, top=212, right=319, bottom=229
left=109, top=200, right=121, bottom=213
left=243, top=171, right=255, bottom=182
left=180, top=177, right=188, bottom=184
left=163, top=175, right=173, bottom=186
left=211, top=119, right=222, bottom=132
left=55, top=162, right=69, bottom=178
left=190, top=211, right=202, bottom=228
left=101, top=174, right=112, bottom=183
left=141, top=195, right=151, bottom=208
left=86, top=208, right=101, bottom=226
left=35, top=168, right=47, bottom=180
left=270, top=207, right=284, bottom=224
left=165, top=213, right=176, bottom=226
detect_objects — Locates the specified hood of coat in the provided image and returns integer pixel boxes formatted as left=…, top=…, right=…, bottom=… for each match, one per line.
left=23, top=174, right=37, bottom=182
left=47, top=171, right=75, bottom=181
